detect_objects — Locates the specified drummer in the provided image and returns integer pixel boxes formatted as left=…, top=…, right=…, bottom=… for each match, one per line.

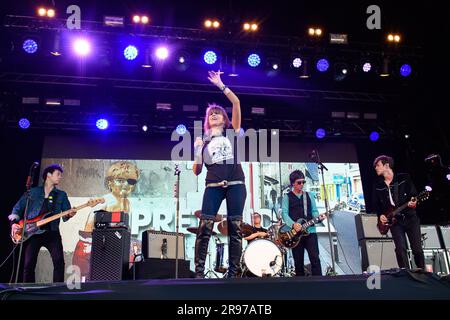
left=244, top=212, right=268, bottom=243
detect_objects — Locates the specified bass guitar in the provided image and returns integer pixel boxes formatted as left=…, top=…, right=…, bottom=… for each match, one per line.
left=11, top=198, right=105, bottom=244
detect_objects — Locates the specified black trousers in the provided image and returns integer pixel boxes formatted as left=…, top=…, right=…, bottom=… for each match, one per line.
left=390, top=214, right=425, bottom=269
left=23, top=231, right=65, bottom=283
left=291, top=233, right=322, bottom=276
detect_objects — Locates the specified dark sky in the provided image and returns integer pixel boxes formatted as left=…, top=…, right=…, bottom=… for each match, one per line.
left=2, top=0, right=426, bottom=45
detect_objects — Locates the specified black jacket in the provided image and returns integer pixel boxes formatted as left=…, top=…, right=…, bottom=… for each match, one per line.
left=372, top=173, right=418, bottom=218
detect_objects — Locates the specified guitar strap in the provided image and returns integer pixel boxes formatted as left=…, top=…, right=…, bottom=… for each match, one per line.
left=393, top=181, right=399, bottom=207
left=303, top=191, right=308, bottom=219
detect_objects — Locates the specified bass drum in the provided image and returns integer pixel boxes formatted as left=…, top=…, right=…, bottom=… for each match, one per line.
left=242, top=239, right=283, bottom=277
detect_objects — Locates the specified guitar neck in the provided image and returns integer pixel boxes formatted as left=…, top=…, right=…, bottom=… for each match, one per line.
left=36, top=202, right=90, bottom=227
left=301, top=215, right=324, bottom=229
left=392, top=203, right=409, bottom=215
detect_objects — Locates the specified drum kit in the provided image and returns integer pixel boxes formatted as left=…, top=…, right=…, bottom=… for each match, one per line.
left=188, top=210, right=295, bottom=278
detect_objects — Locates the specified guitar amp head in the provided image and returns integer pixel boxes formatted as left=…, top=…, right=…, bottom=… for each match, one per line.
left=94, top=210, right=129, bottom=229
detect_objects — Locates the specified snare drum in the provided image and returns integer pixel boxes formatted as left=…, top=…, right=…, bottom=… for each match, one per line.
left=242, top=239, right=283, bottom=277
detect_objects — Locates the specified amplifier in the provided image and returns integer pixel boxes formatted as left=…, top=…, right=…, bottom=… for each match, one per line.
left=142, top=230, right=185, bottom=260
left=133, top=258, right=193, bottom=279
left=94, top=210, right=129, bottom=229
left=409, top=249, right=449, bottom=275
left=359, top=239, right=398, bottom=271
left=439, top=226, right=450, bottom=249
left=419, top=225, right=442, bottom=249
left=355, top=214, right=392, bottom=240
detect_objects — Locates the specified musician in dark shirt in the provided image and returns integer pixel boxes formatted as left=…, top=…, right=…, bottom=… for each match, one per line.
left=9, top=164, right=76, bottom=283
left=372, top=155, right=425, bottom=269
left=192, top=71, right=246, bottom=278
left=244, top=212, right=268, bottom=243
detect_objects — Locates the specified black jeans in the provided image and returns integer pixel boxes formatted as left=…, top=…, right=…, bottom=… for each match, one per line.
left=201, top=184, right=247, bottom=219
left=292, top=233, right=322, bottom=276
left=390, top=214, right=425, bottom=269
left=23, top=231, right=65, bottom=283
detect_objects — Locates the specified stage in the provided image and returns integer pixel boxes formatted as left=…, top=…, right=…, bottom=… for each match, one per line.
left=1, top=270, right=449, bottom=300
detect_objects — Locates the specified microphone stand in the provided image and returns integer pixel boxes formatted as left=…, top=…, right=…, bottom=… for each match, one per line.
left=14, top=162, right=38, bottom=284
left=174, top=165, right=181, bottom=279
left=311, top=150, right=337, bottom=275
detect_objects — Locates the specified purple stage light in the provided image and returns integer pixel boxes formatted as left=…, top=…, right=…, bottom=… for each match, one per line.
left=316, top=128, right=326, bottom=139
left=400, top=64, right=412, bottom=77
left=73, top=39, right=91, bottom=56
left=316, top=59, right=329, bottom=72
left=369, top=131, right=380, bottom=141
left=292, top=58, right=302, bottom=68
left=155, top=47, right=169, bottom=60
left=18, top=118, right=30, bottom=129
left=23, top=39, right=38, bottom=54
left=363, top=62, right=372, bottom=72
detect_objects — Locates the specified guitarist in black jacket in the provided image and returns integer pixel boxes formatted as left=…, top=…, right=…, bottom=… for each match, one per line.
left=372, top=155, right=425, bottom=269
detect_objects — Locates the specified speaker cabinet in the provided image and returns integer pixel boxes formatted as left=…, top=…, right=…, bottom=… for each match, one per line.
left=90, top=228, right=131, bottom=281
left=359, top=239, right=398, bottom=271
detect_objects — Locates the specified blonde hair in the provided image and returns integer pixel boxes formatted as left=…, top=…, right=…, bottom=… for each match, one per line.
left=105, top=161, right=140, bottom=190
left=203, top=103, right=231, bottom=133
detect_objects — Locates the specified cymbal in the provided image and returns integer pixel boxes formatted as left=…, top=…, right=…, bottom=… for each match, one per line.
left=186, top=227, right=217, bottom=236
left=240, top=222, right=254, bottom=237
left=194, top=210, right=202, bottom=219
left=218, top=220, right=227, bottom=236
left=218, top=221, right=255, bottom=237
left=193, top=210, right=223, bottom=223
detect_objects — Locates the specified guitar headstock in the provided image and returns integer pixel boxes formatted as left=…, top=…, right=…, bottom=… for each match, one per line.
left=88, top=198, right=105, bottom=207
left=416, top=190, right=430, bottom=203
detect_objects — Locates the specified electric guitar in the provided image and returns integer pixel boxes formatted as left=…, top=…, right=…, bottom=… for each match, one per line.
left=11, top=198, right=105, bottom=244
left=377, top=190, right=430, bottom=235
left=278, top=213, right=327, bottom=248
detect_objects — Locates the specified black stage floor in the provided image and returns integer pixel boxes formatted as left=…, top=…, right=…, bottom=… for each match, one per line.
left=1, top=270, right=449, bottom=300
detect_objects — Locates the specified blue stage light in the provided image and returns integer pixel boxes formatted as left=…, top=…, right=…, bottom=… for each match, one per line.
left=248, top=54, right=261, bottom=67
left=203, top=51, right=217, bottom=65
left=23, top=39, right=38, bottom=54
left=124, top=45, right=138, bottom=60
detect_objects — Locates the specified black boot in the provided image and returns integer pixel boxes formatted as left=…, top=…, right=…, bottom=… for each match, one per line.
left=226, top=219, right=242, bottom=278
left=194, top=219, right=215, bottom=278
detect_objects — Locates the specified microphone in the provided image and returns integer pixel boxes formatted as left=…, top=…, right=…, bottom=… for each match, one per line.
left=26, top=162, right=39, bottom=190
left=309, top=149, right=328, bottom=171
